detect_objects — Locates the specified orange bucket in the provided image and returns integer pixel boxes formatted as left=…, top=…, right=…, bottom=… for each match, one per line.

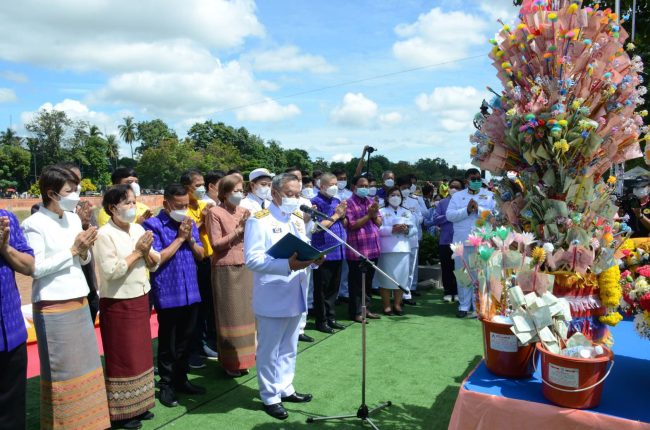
left=535, top=343, right=614, bottom=409
left=481, top=319, right=535, bottom=378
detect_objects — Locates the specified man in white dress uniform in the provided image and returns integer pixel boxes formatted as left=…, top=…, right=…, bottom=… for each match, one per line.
left=244, top=173, right=323, bottom=420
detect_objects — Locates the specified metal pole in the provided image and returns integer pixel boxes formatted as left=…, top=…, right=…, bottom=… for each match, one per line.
left=632, top=0, right=637, bottom=41
left=615, top=0, right=620, bottom=21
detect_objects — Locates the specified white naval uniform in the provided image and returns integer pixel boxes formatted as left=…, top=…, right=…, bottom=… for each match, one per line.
left=377, top=206, right=416, bottom=290
left=336, top=188, right=353, bottom=298
left=445, top=187, right=495, bottom=311
left=298, top=196, right=314, bottom=335
left=401, top=195, right=423, bottom=298
left=240, top=192, right=271, bottom=214
left=244, top=203, right=310, bottom=405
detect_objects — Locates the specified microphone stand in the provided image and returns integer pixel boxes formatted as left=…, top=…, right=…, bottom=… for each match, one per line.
left=305, top=212, right=406, bottom=430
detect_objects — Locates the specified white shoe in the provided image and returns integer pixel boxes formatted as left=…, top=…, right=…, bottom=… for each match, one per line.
left=453, top=295, right=458, bottom=302
left=443, top=295, right=453, bottom=303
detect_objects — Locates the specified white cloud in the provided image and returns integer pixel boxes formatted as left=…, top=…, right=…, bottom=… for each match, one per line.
left=379, top=112, right=403, bottom=126
left=478, top=0, right=519, bottom=25
left=393, top=7, right=488, bottom=67
left=0, top=71, right=28, bottom=83
left=0, top=88, right=17, bottom=102
left=248, top=45, right=335, bottom=74
left=92, top=61, right=300, bottom=121
left=331, top=152, right=354, bottom=162
left=415, top=86, right=486, bottom=132
left=330, top=92, right=378, bottom=127
left=0, top=0, right=264, bottom=73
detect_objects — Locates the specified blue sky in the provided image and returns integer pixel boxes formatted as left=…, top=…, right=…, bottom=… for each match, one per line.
left=0, top=0, right=519, bottom=168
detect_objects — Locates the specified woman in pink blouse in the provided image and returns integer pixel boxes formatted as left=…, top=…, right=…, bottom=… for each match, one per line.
left=206, top=174, right=254, bottom=377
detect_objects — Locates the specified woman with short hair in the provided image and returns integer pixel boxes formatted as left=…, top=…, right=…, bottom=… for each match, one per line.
left=94, top=185, right=161, bottom=429
left=22, top=165, right=110, bottom=430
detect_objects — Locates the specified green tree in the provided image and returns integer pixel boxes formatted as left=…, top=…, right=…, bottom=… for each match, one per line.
left=106, top=134, right=120, bottom=169
left=312, top=157, right=330, bottom=172
left=136, top=139, right=198, bottom=188
left=284, top=148, right=313, bottom=172
left=135, top=119, right=178, bottom=155
left=25, top=109, right=72, bottom=170
left=201, top=141, right=246, bottom=172
left=0, top=128, right=21, bottom=146
left=0, top=144, right=31, bottom=191
left=118, top=116, right=137, bottom=159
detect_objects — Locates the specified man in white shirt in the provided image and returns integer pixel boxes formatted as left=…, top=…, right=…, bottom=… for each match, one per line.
left=397, top=176, right=424, bottom=305
left=244, top=173, right=323, bottom=420
left=240, top=168, right=273, bottom=213
left=445, top=168, right=495, bottom=318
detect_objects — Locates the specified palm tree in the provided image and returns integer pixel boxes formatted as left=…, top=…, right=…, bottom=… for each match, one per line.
left=88, top=124, right=103, bottom=138
left=118, top=116, right=136, bottom=159
left=0, top=128, right=21, bottom=146
left=106, top=134, right=119, bottom=169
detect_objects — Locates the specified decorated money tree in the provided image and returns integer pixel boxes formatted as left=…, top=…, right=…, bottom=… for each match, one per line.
left=468, top=0, right=646, bottom=346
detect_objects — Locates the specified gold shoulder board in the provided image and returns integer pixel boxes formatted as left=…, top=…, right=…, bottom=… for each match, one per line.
left=255, top=209, right=270, bottom=219
left=292, top=211, right=304, bottom=219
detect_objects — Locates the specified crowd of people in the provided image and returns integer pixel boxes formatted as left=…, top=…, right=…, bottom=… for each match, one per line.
left=0, top=149, right=501, bottom=428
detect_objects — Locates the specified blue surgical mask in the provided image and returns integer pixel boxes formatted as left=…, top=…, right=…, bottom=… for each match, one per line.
left=469, top=180, right=482, bottom=191
left=355, top=188, right=369, bottom=198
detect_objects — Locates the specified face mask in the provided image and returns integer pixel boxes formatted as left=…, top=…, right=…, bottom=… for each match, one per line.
left=337, top=180, right=347, bottom=190
left=325, top=185, right=338, bottom=197
left=388, top=196, right=401, bottom=207
left=400, top=189, right=411, bottom=198
left=315, top=179, right=321, bottom=188
left=368, top=187, right=377, bottom=197
left=77, top=184, right=82, bottom=193
left=169, top=208, right=188, bottom=223
left=117, top=206, right=137, bottom=223
left=506, top=172, right=517, bottom=180
left=384, top=179, right=394, bottom=188
left=302, top=188, right=315, bottom=199
left=254, top=185, right=271, bottom=200
left=355, top=188, right=369, bottom=198
left=228, top=192, right=243, bottom=206
left=280, top=196, right=300, bottom=214
left=449, top=188, right=459, bottom=196
left=469, top=180, right=483, bottom=191
left=56, top=191, right=80, bottom=212
left=634, top=187, right=649, bottom=198
left=193, top=186, right=206, bottom=200
left=130, top=182, right=141, bottom=197
left=410, top=184, right=417, bottom=193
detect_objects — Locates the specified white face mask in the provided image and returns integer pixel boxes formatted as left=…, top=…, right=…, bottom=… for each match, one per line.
left=410, top=184, right=417, bottom=193
left=449, top=188, right=459, bottom=196
left=117, top=206, right=137, bottom=223
left=325, top=185, right=338, bottom=197
left=254, top=185, right=271, bottom=200
left=302, top=188, right=315, bottom=199
left=56, top=191, right=80, bottom=212
left=337, top=180, right=347, bottom=190
left=130, top=182, right=141, bottom=197
left=228, top=192, right=243, bottom=206
left=400, top=189, right=411, bottom=198
left=384, top=178, right=395, bottom=188
left=193, top=186, right=206, bottom=200
left=388, top=196, right=401, bottom=207
left=368, top=187, right=377, bottom=197
left=169, top=208, right=188, bottom=222
left=280, top=196, right=300, bottom=214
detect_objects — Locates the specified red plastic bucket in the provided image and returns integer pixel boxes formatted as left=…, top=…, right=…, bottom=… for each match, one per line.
left=535, top=343, right=614, bottom=409
left=481, top=319, right=535, bottom=378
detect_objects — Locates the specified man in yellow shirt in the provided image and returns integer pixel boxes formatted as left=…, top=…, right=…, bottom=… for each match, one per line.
left=181, top=169, right=218, bottom=368
left=97, top=168, right=152, bottom=227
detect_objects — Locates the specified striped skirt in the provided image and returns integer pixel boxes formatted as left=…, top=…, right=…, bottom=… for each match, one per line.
left=99, top=294, right=155, bottom=421
left=212, top=265, right=256, bottom=371
left=33, top=298, right=110, bottom=430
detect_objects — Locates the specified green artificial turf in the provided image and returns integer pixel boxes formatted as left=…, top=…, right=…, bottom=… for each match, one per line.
left=25, top=289, right=484, bottom=430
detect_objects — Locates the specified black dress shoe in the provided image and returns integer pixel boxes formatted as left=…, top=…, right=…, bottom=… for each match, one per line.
left=393, top=308, right=404, bottom=316
left=328, top=320, right=345, bottom=330
left=137, top=411, right=154, bottom=421
left=159, top=387, right=179, bottom=407
left=281, top=392, right=313, bottom=403
left=263, top=403, right=288, bottom=420
left=111, top=419, right=142, bottom=430
left=456, top=310, right=468, bottom=318
left=174, top=380, right=206, bottom=395
left=316, top=323, right=334, bottom=334
left=403, top=299, right=418, bottom=306
left=298, top=334, right=314, bottom=342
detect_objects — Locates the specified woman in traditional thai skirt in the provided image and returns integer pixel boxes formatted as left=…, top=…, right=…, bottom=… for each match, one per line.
left=206, top=174, right=255, bottom=377
left=94, top=185, right=161, bottom=429
left=22, top=165, right=110, bottom=430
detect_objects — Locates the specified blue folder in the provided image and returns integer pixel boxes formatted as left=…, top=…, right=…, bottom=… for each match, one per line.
left=266, top=232, right=340, bottom=261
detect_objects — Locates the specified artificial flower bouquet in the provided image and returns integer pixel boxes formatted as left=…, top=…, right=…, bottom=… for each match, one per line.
left=620, top=265, right=650, bottom=339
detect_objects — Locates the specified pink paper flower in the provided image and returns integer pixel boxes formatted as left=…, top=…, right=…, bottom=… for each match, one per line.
left=467, top=234, right=483, bottom=248
left=450, top=242, right=464, bottom=258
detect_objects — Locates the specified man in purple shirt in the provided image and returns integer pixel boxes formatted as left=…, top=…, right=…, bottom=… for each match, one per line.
left=345, top=175, right=382, bottom=322
left=0, top=210, right=35, bottom=430
left=430, top=179, right=464, bottom=303
left=310, top=172, right=348, bottom=333
left=143, top=184, right=205, bottom=408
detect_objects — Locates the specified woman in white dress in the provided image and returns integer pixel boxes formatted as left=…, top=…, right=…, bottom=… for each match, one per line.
left=377, top=187, right=417, bottom=315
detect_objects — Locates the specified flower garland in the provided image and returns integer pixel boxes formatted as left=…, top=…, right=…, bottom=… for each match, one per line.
left=598, top=264, right=622, bottom=326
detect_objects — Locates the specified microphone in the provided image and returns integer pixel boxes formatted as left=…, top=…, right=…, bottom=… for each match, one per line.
left=299, top=205, right=334, bottom=222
